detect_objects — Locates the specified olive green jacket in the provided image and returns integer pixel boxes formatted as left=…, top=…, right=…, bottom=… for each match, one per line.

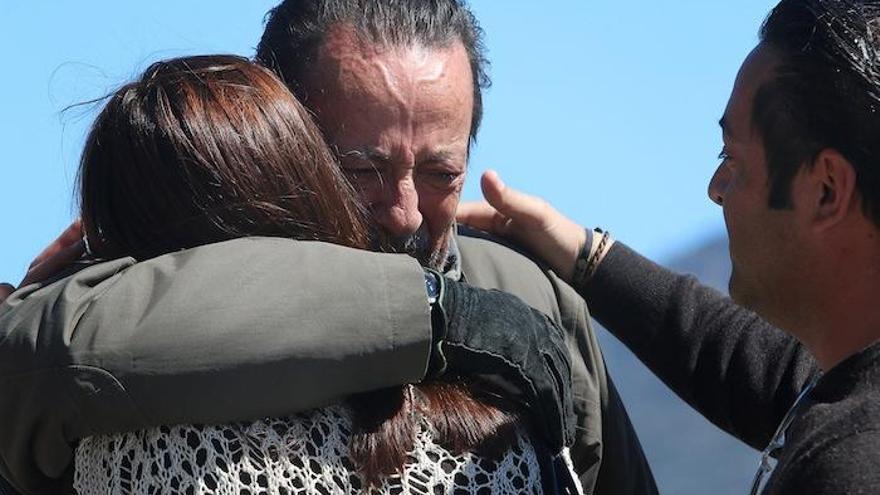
left=0, top=233, right=653, bottom=494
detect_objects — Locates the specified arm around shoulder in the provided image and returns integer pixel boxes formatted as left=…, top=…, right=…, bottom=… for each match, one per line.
left=0, top=237, right=432, bottom=493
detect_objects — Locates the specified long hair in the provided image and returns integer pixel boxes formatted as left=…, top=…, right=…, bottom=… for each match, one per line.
left=77, top=54, right=519, bottom=485
left=79, top=55, right=368, bottom=259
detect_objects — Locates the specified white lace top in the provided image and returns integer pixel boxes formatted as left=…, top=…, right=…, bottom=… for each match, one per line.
left=74, top=402, right=579, bottom=494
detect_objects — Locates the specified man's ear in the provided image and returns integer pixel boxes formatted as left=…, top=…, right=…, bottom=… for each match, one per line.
left=806, top=149, right=858, bottom=231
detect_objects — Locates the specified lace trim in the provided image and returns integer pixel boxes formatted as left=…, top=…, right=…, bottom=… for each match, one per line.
left=74, top=404, right=572, bottom=494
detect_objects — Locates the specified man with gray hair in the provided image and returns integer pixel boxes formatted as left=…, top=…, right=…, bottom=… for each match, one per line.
left=256, top=0, right=487, bottom=272
left=255, top=2, right=654, bottom=490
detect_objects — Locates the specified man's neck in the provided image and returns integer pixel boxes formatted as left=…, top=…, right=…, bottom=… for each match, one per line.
left=796, top=246, right=880, bottom=370
left=805, top=300, right=880, bottom=371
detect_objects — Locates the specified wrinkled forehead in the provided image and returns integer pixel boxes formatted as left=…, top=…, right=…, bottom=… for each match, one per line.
left=311, top=24, right=471, bottom=83
left=302, top=24, right=474, bottom=141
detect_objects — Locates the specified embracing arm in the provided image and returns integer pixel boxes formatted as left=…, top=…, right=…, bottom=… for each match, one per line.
left=1, top=234, right=577, bottom=495
left=0, top=237, right=431, bottom=493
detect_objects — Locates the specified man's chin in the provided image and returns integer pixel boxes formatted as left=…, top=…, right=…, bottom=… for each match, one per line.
left=422, top=228, right=455, bottom=271
left=419, top=244, right=448, bottom=270
left=374, top=226, right=449, bottom=270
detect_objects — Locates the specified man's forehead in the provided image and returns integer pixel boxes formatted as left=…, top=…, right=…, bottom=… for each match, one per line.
left=312, top=24, right=470, bottom=89
left=315, top=24, right=384, bottom=68
left=722, top=44, right=781, bottom=140
left=304, top=23, right=474, bottom=152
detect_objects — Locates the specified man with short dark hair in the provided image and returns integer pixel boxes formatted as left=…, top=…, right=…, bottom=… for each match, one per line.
left=457, top=0, right=880, bottom=492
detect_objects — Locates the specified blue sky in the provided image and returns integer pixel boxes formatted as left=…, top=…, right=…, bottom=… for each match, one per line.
left=0, top=0, right=775, bottom=283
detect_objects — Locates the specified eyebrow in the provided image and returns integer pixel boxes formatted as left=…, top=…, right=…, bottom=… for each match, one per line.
left=339, top=146, right=461, bottom=164
left=338, top=146, right=392, bottom=165
left=423, top=149, right=459, bottom=163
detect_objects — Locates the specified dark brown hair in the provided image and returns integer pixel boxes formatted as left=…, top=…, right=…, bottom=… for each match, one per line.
left=757, top=0, right=880, bottom=226
left=79, top=55, right=368, bottom=260
left=77, top=54, right=518, bottom=485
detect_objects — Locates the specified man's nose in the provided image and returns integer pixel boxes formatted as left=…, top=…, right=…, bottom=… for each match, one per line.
left=374, top=177, right=423, bottom=237
left=708, top=162, right=730, bottom=206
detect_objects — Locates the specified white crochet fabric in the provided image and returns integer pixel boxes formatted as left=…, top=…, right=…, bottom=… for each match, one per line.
left=74, top=402, right=576, bottom=494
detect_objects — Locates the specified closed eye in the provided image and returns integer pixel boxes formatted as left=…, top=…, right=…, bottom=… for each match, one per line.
left=428, top=171, right=458, bottom=182
left=417, top=169, right=463, bottom=191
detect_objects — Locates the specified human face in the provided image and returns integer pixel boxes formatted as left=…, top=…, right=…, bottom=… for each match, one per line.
left=305, top=25, right=473, bottom=268
left=708, top=45, right=808, bottom=319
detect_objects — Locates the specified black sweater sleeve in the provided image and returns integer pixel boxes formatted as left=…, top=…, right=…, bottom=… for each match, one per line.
left=579, top=241, right=819, bottom=450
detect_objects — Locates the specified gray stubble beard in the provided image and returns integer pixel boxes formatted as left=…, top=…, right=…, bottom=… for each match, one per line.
left=375, top=222, right=451, bottom=271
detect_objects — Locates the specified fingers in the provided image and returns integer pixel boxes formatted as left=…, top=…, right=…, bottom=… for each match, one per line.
left=29, top=220, right=83, bottom=269
left=20, top=239, right=85, bottom=287
left=479, top=170, right=505, bottom=204
left=479, top=170, right=589, bottom=279
left=0, top=283, right=13, bottom=304
left=480, top=170, right=550, bottom=229
left=20, top=220, right=85, bottom=287
left=456, top=201, right=508, bottom=233
left=459, top=170, right=559, bottom=239
left=479, top=170, right=514, bottom=214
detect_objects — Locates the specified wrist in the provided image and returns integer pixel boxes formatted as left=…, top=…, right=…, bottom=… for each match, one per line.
left=569, top=228, right=614, bottom=289
left=568, top=227, right=589, bottom=279
left=549, top=220, right=588, bottom=281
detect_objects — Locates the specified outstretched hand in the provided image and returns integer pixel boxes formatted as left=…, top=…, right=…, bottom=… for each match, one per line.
left=457, top=170, right=587, bottom=281
left=21, top=220, right=85, bottom=287
left=0, top=221, right=86, bottom=305
left=0, top=284, right=13, bottom=304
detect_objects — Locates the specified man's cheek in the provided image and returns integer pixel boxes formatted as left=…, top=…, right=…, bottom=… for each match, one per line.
left=417, top=200, right=454, bottom=241
left=425, top=192, right=459, bottom=222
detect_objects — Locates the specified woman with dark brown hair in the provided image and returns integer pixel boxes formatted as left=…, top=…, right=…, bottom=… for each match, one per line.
left=70, top=55, right=580, bottom=494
